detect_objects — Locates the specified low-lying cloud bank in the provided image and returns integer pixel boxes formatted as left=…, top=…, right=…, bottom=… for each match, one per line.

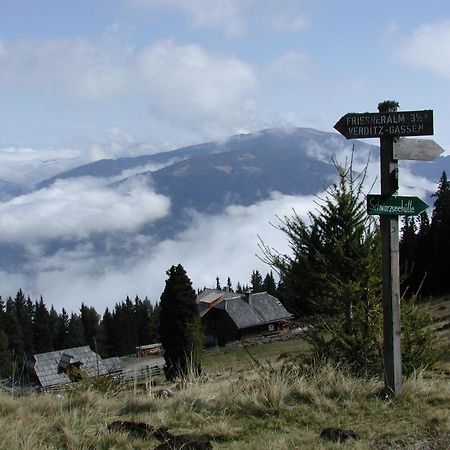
left=0, top=191, right=318, bottom=313
left=0, top=177, right=170, bottom=242
left=0, top=156, right=439, bottom=314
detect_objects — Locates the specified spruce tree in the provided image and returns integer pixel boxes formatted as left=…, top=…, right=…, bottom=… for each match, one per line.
left=250, top=270, right=264, bottom=293
left=260, top=157, right=436, bottom=376
left=65, top=313, right=85, bottom=348
left=261, top=160, right=374, bottom=317
left=430, top=171, right=450, bottom=293
left=400, top=216, right=418, bottom=293
left=263, top=271, right=277, bottom=296
left=4, top=296, right=24, bottom=357
left=54, top=308, right=69, bottom=350
left=159, top=264, right=202, bottom=380
left=33, top=297, right=53, bottom=353
left=226, top=277, right=233, bottom=292
left=80, top=303, right=101, bottom=350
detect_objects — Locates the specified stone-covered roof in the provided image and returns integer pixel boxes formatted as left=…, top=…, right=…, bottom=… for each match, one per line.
left=212, top=292, right=293, bottom=329
left=102, top=356, right=125, bottom=373
left=28, top=346, right=109, bottom=389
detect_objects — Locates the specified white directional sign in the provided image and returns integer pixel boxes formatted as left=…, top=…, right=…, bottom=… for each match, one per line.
left=393, top=138, right=444, bottom=161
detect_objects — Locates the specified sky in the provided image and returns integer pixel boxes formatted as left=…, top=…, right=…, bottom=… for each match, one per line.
left=0, top=0, right=449, bottom=313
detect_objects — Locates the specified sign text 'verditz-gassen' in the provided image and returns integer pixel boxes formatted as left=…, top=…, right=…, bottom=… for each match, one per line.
left=334, top=110, right=433, bottom=139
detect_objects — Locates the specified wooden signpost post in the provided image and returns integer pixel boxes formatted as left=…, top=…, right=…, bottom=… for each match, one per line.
left=334, top=102, right=439, bottom=396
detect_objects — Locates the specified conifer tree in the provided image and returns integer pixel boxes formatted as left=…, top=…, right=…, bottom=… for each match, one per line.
left=430, top=171, right=450, bottom=293
left=48, top=306, right=59, bottom=350
left=55, top=308, right=70, bottom=350
left=4, top=296, right=24, bottom=357
left=159, top=264, right=202, bottom=380
left=226, top=277, right=233, bottom=292
left=80, top=303, right=101, bottom=350
left=101, top=308, right=114, bottom=356
left=0, top=297, right=12, bottom=377
left=261, top=159, right=374, bottom=317
left=0, top=329, right=12, bottom=377
left=33, top=297, right=53, bottom=353
left=260, top=157, right=436, bottom=376
left=65, top=313, right=85, bottom=348
left=263, top=271, right=277, bottom=296
left=400, top=216, right=418, bottom=293
left=250, top=270, right=264, bottom=293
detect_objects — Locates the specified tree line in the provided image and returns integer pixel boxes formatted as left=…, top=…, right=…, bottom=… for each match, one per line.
left=0, top=291, right=160, bottom=378
left=400, top=171, right=450, bottom=296
left=0, top=267, right=276, bottom=379
left=212, top=270, right=278, bottom=296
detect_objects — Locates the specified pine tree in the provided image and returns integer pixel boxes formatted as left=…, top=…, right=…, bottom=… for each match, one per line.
left=4, top=296, right=24, bottom=357
left=101, top=308, right=115, bottom=357
left=430, top=171, right=450, bottom=293
left=0, top=297, right=12, bottom=375
left=33, top=297, right=53, bottom=353
left=400, top=216, right=418, bottom=293
left=159, top=264, right=202, bottom=380
left=54, top=308, right=69, bottom=350
left=66, top=313, right=85, bottom=348
left=0, top=329, right=12, bottom=378
left=21, top=294, right=35, bottom=355
left=226, top=277, right=233, bottom=292
left=263, top=271, right=277, bottom=296
left=135, top=296, right=154, bottom=345
left=250, top=270, right=264, bottom=293
left=261, top=159, right=375, bottom=317
left=80, top=303, right=101, bottom=350
left=260, top=157, right=436, bottom=376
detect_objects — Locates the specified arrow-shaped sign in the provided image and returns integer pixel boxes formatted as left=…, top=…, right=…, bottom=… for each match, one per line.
left=334, top=110, right=434, bottom=139
left=367, top=194, right=429, bottom=216
left=393, top=138, right=444, bottom=161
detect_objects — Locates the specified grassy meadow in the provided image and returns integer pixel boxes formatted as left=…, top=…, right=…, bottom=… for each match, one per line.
left=0, top=297, right=449, bottom=450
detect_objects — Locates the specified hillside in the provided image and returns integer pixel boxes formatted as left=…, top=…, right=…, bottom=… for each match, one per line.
left=1, top=296, right=449, bottom=449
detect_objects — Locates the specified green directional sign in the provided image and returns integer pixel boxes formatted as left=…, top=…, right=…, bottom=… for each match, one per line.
left=367, top=194, right=429, bottom=216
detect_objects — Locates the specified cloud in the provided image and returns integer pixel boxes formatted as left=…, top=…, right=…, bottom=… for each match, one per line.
left=398, top=19, right=450, bottom=78
left=126, top=0, right=251, bottom=38
left=0, top=177, right=170, bottom=242
left=0, top=163, right=439, bottom=313
left=0, top=191, right=318, bottom=312
left=0, top=146, right=81, bottom=187
left=0, top=35, right=258, bottom=137
left=136, top=39, right=257, bottom=134
left=125, top=0, right=311, bottom=37
left=268, top=10, right=310, bottom=33
left=0, top=37, right=131, bottom=99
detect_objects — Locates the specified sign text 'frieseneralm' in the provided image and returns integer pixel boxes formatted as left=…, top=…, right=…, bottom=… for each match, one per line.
left=346, top=110, right=433, bottom=138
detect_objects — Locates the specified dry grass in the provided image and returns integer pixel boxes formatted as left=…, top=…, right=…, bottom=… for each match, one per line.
left=1, top=357, right=447, bottom=450
left=1, top=299, right=449, bottom=449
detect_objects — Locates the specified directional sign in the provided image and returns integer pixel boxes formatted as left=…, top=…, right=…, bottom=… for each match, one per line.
left=393, top=138, right=444, bottom=161
left=334, top=110, right=433, bottom=139
left=367, top=194, right=429, bottom=216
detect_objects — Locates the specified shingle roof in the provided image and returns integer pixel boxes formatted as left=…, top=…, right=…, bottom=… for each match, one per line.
left=213, top=292, right=293, bottom=329
left=29, top=346, right=109, bottom=388
left=197, top=289, right=240, bottom=317
left=102, top=356, right=125, bottom=373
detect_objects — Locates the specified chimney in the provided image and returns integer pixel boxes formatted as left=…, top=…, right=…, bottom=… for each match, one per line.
left=244, top=291, right=251, bottom=303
